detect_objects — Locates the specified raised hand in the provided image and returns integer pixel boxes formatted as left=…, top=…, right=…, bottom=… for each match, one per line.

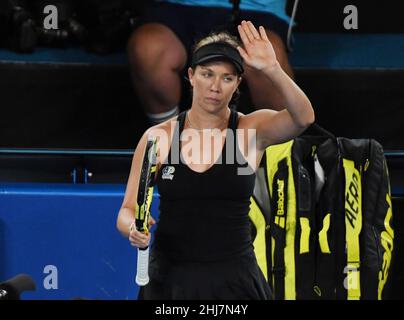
left=237, top=20, right=278, bottom=72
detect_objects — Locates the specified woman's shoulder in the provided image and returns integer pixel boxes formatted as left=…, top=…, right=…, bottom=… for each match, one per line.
left=144, top=115, right=180, bottom=139
left=234, top=111, right=244, bottom=122
left=139, top=115, right=180, bottom=167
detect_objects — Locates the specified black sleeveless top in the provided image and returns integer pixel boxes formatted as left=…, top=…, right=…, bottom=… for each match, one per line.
left=154, top=109, right=256, bottom=262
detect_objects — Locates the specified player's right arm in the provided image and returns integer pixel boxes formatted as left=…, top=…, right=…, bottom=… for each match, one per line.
left=116, top=129, right=153, bottom=247
left=116, top=120, right=172, bottom=246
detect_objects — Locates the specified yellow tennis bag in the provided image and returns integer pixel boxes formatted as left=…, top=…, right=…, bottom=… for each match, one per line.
left=249, top=128, right=394, bottom=300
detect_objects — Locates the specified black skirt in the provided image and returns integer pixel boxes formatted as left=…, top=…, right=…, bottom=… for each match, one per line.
left=138, top=249, right=273, bottom=300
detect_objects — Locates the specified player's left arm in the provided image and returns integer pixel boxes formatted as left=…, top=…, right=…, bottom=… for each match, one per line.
left=237, top=21, right=315, bottom=150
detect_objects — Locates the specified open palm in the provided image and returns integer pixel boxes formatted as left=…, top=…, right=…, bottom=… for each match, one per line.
left=237, top=20, right=278, bottom=72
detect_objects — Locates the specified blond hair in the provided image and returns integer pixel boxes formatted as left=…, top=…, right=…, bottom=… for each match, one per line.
left=193, top=31, right=241, bottom=53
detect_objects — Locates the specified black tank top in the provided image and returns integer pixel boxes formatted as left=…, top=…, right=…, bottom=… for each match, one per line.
left=154, top=109, right=256, bottom=262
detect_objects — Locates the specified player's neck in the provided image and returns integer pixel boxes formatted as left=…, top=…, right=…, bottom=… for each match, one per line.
left=187, top=107, right=230, bottom=131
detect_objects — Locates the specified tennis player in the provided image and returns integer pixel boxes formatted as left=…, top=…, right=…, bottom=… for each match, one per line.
left=117, top=20, right=314, bottom=299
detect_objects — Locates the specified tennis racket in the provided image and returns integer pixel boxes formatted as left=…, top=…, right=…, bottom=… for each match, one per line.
left=135, top=136, right=157, bottom=286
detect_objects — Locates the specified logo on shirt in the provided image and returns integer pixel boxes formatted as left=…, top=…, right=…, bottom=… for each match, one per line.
left=162, top=166, right=175, bottom=180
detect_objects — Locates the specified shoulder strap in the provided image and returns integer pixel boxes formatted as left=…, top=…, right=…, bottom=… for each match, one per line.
left=167, top=111, right=187, bottom=164
left=229, top=108, right=239, bottom=130
left=177, top=110, right=187, bottom=134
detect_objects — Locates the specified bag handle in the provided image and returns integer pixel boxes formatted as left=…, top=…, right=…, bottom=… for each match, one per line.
left=303, top=123, right=336, bottom=140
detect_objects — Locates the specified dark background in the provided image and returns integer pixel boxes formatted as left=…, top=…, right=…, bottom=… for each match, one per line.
left=292, top=0, right=404, bottom=33
left=1, top=0, right=403, bottom=150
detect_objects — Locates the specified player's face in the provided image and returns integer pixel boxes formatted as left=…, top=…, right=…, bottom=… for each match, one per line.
left=188, top=61, right=241, bottom=111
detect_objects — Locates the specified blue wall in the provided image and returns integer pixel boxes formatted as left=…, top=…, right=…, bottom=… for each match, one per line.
left=0, top=183, right=160, bottom=300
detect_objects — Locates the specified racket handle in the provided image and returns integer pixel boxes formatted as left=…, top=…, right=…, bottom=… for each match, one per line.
left=136, top=247, right=150, bottom=286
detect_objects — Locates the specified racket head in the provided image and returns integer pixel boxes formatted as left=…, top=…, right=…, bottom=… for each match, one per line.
left=135, top=136, right=157, bottom=233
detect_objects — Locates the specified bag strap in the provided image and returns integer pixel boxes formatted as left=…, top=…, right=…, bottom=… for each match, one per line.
left=337, top=138, right=363, bottom=300
left=303, top=123, right=336, bottom=140
left=270, top=159, right=289, bottom=299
